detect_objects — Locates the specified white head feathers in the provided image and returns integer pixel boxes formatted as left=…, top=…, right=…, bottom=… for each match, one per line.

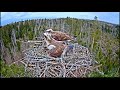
left=46, top=29, right=53, bottom=32
left=47, top=45, right=56, bottom=50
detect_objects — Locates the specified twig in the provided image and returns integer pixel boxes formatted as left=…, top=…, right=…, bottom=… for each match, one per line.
left=69, top=71, right=77, bottom=77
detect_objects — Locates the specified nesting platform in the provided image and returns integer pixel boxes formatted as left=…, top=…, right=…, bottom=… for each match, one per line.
left=20, top=41, right=103, bottom=77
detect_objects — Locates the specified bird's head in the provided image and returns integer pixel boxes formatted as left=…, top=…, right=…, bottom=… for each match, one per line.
left=47, top=45, right=56, bottom=50
left=43, top=32, right=53, bottom=42
left=46, top=29, right=53, bottom=33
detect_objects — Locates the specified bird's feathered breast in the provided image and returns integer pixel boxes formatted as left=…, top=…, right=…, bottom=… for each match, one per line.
left=48, top=45, right=66, bottom=58
left=50, top=39, right=64, bottom=47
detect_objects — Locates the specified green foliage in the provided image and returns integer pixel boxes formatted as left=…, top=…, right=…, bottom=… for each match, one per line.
left=28, top=30, right=34, bottom=40
left=16, top=41, right=21, bottom=51
left=0, top=60, right=25, bottom=77
left=1, top=18, right=119, bottom=77
left=89, top=31, right=119, bottom=77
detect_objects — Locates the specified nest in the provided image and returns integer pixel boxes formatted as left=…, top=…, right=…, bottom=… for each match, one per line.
left=22, top=43, right=103, bottom=77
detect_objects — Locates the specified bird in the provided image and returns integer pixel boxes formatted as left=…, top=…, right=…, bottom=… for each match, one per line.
left=43, top=32, right=67, bottom=58
left=45, top=29, right=74, bottom=42
left=43, top=32, right=65, bottom=47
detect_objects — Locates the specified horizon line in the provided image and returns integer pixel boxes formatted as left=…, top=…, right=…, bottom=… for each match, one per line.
left=1, top=17, right=119, bottom=26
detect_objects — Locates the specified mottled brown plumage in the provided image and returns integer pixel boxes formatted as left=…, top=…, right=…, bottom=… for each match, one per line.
left=46, top=29, right=73, bottom=41
left=43, top=32, right=67, bottom=58
left=48, top=46, right=66, bottom=58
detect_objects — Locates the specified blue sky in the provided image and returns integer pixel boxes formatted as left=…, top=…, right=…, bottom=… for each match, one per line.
left=1, top=12, right=119, bottom=26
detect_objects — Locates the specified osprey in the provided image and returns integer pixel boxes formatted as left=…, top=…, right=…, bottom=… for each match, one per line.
left=43, top=32, right=67, bottom=58
left=45, top=29, right=73, bottom=41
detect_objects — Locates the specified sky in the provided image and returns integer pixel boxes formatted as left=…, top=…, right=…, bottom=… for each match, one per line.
left=1, top=12, right=119, bottom=26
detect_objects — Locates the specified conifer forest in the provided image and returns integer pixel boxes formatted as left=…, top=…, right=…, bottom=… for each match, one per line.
left=0, top=17, right=120, bottom=77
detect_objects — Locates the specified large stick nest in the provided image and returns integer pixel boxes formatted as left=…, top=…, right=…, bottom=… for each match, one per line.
left=23, top=43, right=102, bottom=77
